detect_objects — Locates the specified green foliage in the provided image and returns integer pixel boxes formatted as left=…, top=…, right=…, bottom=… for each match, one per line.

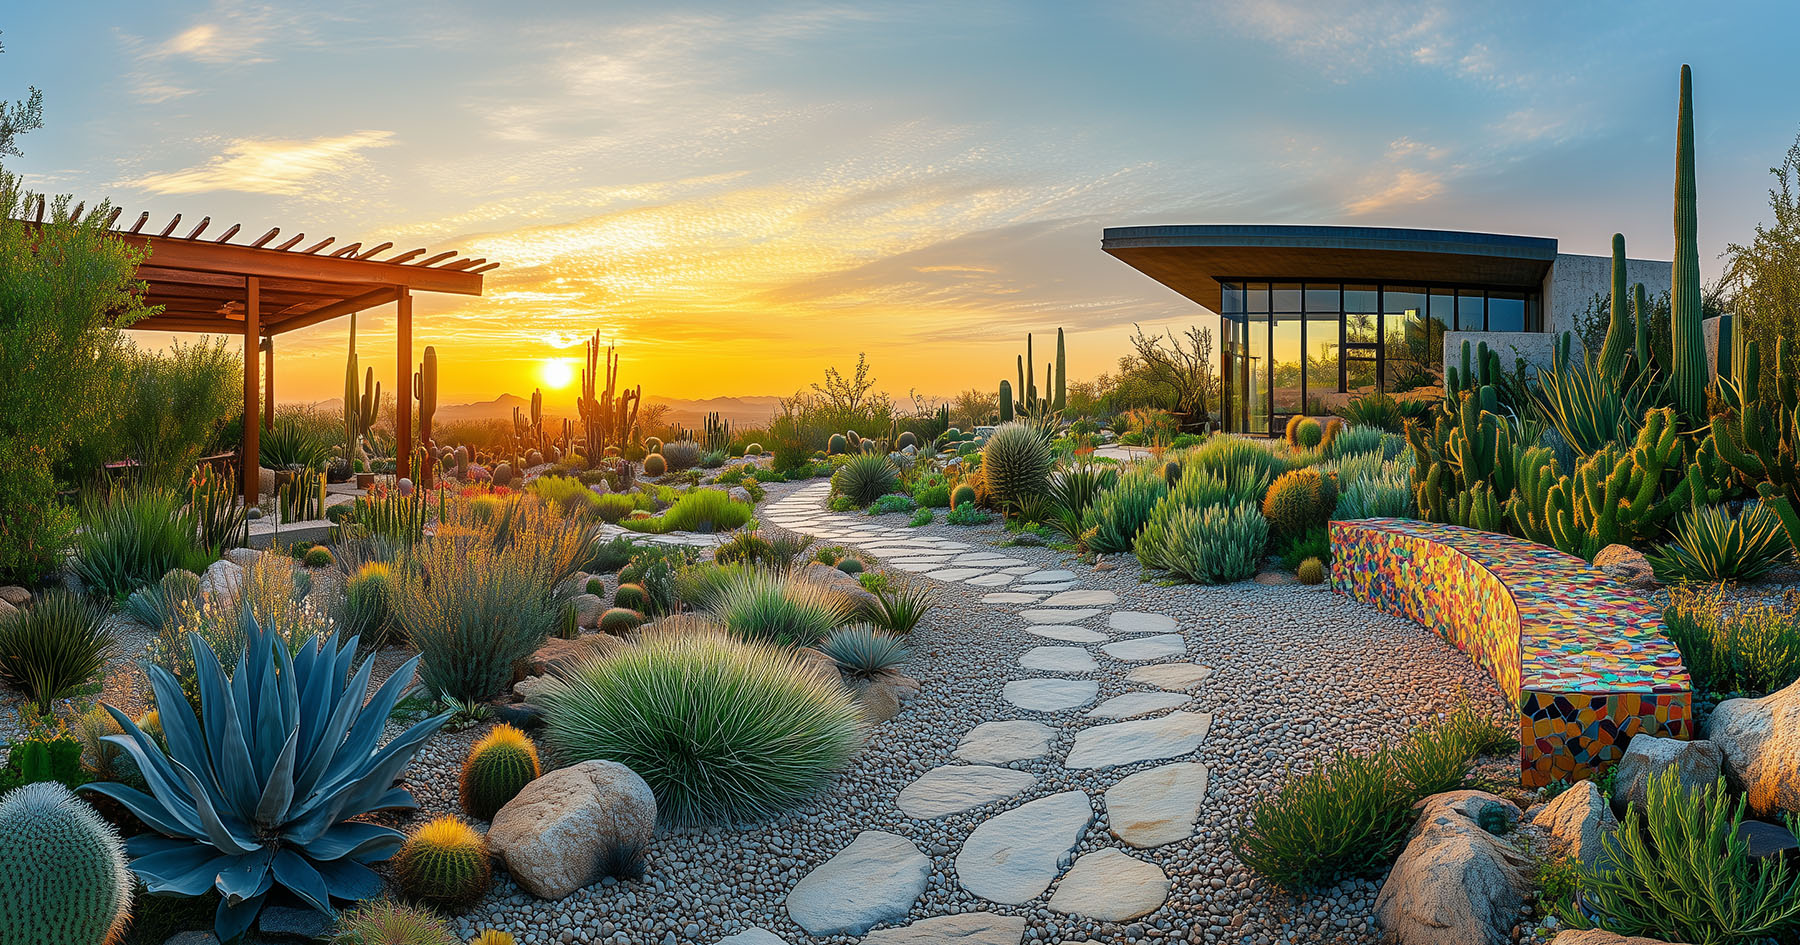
left=659, top=489, right=753, bottom=533
left=598, top=607, right=645, bottom=634
left=908, top=508, right=933, bottom=527
left=0, top=590, right=112, bottom=714
left=1279, top=527, right=1330, bottom=571
left=643, top=452, right=668, bottom=477
left=868, top=577, right=936, bottom=635
left=981, top=422, right=1055, bottom=508
left=302, top=545, right=335, bottom=568
left=832, top=452, right=901, bottom=506
left=1296, top=557, right=1325, bottom=585
left=619, top=545, right=697, bottom=586
left=950, top=482, right=977, bottom=509
left=910, top=477, right=950, bottom=508
left=945, top=503, right=990, bottom=525
left=1663, top=586, right=1800, bottom=697
left=260, top=411, right=334, bottom=471
left=1291, top=417, right=1323, bottom=449
left=818, top=625, right=911, bottom=678
left=1533, top=332, right=1652, bottom=458
left=661, top=440, right=703, bottom=471
left=0, top=781, right=132, bottom=945
left=1543, top=408, right=1695, bottom=561
left=867, top=493, right=916, bottom=515
left=330, top=899, right=460, bottom=945
left=0, top=721, right=88, bottom=794
left=1262, top=469, right=1336, bottom=538
left=1324, top=425, right=1396, bottom=461
left=121, top=567, right=199, bottom=632
left=1670, top=65, right=1709, bottom=425
left=1084, top=466, right=1169, bottom=553
left=1712, top=337, right=1800, bottom=555
left=713, top=531, right=777, bottom=567
left=1647, top=501, right=1791, bottom=584
left=614, top=583, right=649, bottom=611
left=1187, top=434, right=1289, bottom=487
left=71, top=488, right=209, bottom=601
left=707, top=570, right=851, bottom=646
left=1339, top=391, right=1407, bottom=432
left=342, top=562, right=400, bottom=651
left=391, top=817, right=491, bottom=906
left=590, top=492, right=640, bottom=524
left=1333, top=450, right=1417, bottom=520
left=587, top=535, right=639, bottom=573
left=536, top=629, right=865, bottom=823
left=1133, top=498, right=1267, bottom=584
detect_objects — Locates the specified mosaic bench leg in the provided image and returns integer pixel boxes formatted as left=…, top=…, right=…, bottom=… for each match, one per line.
left=1519, top=689, right=1694, bottom=789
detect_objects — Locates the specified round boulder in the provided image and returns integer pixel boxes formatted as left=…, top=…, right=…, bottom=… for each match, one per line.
left=487, top=760, right=657, bottom=900
left=1711, top=677, right=1800, bottom=818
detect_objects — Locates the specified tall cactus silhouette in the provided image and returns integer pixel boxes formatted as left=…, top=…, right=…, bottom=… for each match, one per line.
left=1670, top=63, right=1708, bottom=421
left=1053, top=327, right=1067, bottom=413
left=1598, top=233, right=1632, bottom=378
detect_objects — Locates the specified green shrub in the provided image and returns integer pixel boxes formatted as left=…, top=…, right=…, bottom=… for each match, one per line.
left=302, top=545, right=334, bottom=568
left=912, top=479, right=951, bottom=508
left=836, top=558, right=864, bottom=575
left=908, top=508, right=933, bottom=527
left=819, top=625, right=911, bottom=678
left=330, top=899, right=459, bottom=945
left=590, top=493, right=639, bottom=524
left=1664, top=587, right=1800, bottom=697
left=1339, top=391, right=1407, bottom=432
left=713, top=532, right=777, bottom=567
left=0, top=590, right=112, bottom=714
left=660, top=489, right=753, bottom=533
left=536, top=629, right=866, bottom=823
left=1279, top=526, right=1330, bottom=571
left=121, top=567, right=199, bottom=631
left=392, top=816, right=492, bottom=906
left=707, top=570, right=852, bottom=646
left=619, top=545, right=697, bottom=585
left=868, top=493, right=916, bottom=515
left=1325, top=425, right=1395, bottom=461
left=1188, top=434, right=1289, bottom=487
left=868, top=577, right=936, bottom=635
left=1262, top=468, right=1336, bottom=538
left=950, top=482, right=977, bottom=509
left=1646, top=501, right=1792, bottom=584
left=342, top=561, right=400, bottom=650
left=1133, top=499, right=1267, bottom=584
left=1297, top=557, right=1325, bottom=585
left=0, top=723, right=88, bottom=793
left=1333, top=450, right=1417, bottom=520
left=71, top=488, right=208, bottom=600
left=1564, top=769, right=1800, bottom=943
left=531, top=475, right=600, bottom=515
left=832, top=453, right=900, bottom=506
left=1233, top=746, right=1413, bottom=889
left=0, top=781, right=131, bottom=945
left=1084, top=468, right=1169, bottom=553
left=661, top=440, right=702, bottom=471
left=946, top=503, right=990, bottom=525
left=643, top=453, right=668, bottom=477
left=259, top=411, right=333, bottom=470
left=981, top=422, right=1055, bottom=508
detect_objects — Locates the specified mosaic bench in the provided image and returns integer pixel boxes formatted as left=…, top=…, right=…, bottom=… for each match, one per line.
left=1328, top=518, right=1692, bottom=788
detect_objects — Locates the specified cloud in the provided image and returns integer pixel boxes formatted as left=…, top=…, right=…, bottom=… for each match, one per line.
left=1343, top=137, right=1452, bottom=215
left=124, top=131, right=396, bottom=196
left=1204, top=0, right=1525, bottom=87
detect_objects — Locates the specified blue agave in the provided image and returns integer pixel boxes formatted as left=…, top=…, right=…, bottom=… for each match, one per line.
left=81, top=617, right=449, bottom=941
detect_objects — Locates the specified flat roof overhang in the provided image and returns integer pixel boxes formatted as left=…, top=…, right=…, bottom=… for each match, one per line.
left=1101, top=224, right=1559, bottom=312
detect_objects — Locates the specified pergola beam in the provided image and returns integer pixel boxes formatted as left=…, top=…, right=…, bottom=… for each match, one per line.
left=264, top=287, right=400, bottom=336
left=242, top=277, right=261, bottom=500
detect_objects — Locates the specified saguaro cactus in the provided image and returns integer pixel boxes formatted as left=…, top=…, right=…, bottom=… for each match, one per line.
left=999, top=379, right=1013, bottom=423
left=413, top=346, right=438, bottom=485
left=577, top=331, right=640, bottom=463
left=1598, top=233, right=1632, bottom=379
left=342, top=313, right=379, bottom=471
left=1054, top=327, right=1067, bottom=413
left=1670, top=63, right=1708, bottom=422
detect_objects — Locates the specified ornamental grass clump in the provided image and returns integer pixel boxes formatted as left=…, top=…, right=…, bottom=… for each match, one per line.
left=832, top=452, right=900, bottom=506
left=659, top=489, right=753, bottom=533
left=121, top=568, right=199, bottom=632
left=329, top=900, right=459, bottom=945
left=707, top=570, right=851, bottom=647
left=818, top=625, right=911, bottom=678
left=536, top=628, right=866, bottom=823
left=71, top=487, right=208, bottom=600
left=1663, top=587, right=1800, bottom=697
left=1132, top=499, right=1267, bottom=584
left=1083, top=467, right=1169, bottom=554
left=0, top=589, right=113, bottom=714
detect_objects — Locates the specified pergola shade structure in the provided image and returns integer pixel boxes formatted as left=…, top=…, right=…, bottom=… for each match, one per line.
left=24, top=197, right=497, bottom=498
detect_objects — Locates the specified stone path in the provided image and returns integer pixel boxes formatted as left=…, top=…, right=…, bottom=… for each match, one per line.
left=755, top=481, right=1219, bottom=942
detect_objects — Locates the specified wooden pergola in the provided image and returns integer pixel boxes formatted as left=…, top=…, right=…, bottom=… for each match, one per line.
left=35, top=198, right=497, bottom=498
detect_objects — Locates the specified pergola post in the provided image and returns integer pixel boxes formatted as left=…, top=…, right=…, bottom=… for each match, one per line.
left=396, top=287, right=412, bottom=482
left=242, top=276, right=261, bottom=499
left=261, top=338, right=274, bottom=432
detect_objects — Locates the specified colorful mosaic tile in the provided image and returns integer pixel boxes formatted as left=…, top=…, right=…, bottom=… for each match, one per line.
left=1330, top=518, right=1692, bottom=787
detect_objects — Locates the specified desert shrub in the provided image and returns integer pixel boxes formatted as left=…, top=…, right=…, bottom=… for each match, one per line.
left=1084, top=467, right=1170, bottom=553
left=619, top=545, right=698, bottom=585
left=1262, top=468, right=1336, bottom=538
left=0, top=590, right=113, bottom=713
left=536, top=628, right=866, bottom=823
left=588, top=492, right=639, bottom=524
left=659, top=489, right=753, bottom=533
left=819, top=625, right=911, bottom=678
left=259, top=411, right=334, bottom=471
left=1646, top=502, right=1792, bottom=584
left=707, top=570, right=851, bottom=646
left=121, top=567, right=200, bottom=631
left=1333, top=450, right=1416, bottom=520
left=1296, top=557, right=1325, bottom=585
left=330, top=900, right=459, bottom=945
left=908, top=508, right=933, bottom=527
left=1278, top=526, right=1330, bottom=571
left=642, top=453, right=668, bottom=477
left=658, top=440, right=702, bottom=472
left=981, top=422, right=1055, bottom=508
left=71, top=487, right=209, bottom=600
left=832, top=453, right=900, bottom=506
left=1187, top=435, right=1289, bottom=489
left=836, top=557, right=864, bottom=575
left=674, top=562, right=751, bottom=612
left=531, top=475, right=599, bottom=515
left=1133, top=499, right=1267, bottom=584
left=586, top=534, right=639, bottom=573
left=945, top=503, right=989, bottom=525
left=713, top=531, right=777, bottom=567
left=1325, top=425, right=1396, bottom=461
left=391, top=817, right=492, bottom=906
left=868, top=493, right=916, bottom=515
left=912, top=477, right=951, bottom=508
left=1664, top=587, right=1800, bottom=697
left=1338, top=391, right=1406, bottom=431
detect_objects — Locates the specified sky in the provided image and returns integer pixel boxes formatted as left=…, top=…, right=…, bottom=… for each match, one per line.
left=4, top=1, right=1799, bottom=407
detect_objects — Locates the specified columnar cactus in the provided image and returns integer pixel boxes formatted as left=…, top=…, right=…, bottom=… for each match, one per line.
left=0, top=782, right=132, bottom=945
left=1545, top=407, right=1689, bottom=560
left=414, top=345, right=439, bottom=485
left=1713, top=337, right=1800, bottom=552
left=999, top=379, right=1013, bottom=423
left=578, top=331, right=641, bottom=463
left=1670, top=64, right=1709, bottom=422
left=1598, top=233, right=1633, bottom=379
left=1054, top=327, right=1067, bottom=413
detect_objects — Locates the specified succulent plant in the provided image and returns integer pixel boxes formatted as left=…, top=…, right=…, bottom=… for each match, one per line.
left=599, top=607, right=646, bottom=635
left=832, top=453, right=900, bottom=506
left=1292, top=418, right=1324, bottom=449
left=980, top=422, right=1054, bottom=509
left=950, top=482, right=977, bottom=509
left=818, top=625, right=911, bottom=679
left=0, top=781, right=132, bottom=945
left=614, top=583, right=649, bottom=611
left=836, top=558, right=864, bottom=575
left=82, top=619, right=450, bottom=941
left=1296, top=557, right=1326, bottom=585
left=392, top=817, right=492, bottom=906
left=460, top=724, right=541, bottom=821
left=643, top=453, right=668, bottom=477
left=896, top=431, right=918, bottom=451
left=1262, top=469, right=1335, bottom=538
left=303, top=545, right=335, bottom=567
left=471, top=931, right=518, bottom=945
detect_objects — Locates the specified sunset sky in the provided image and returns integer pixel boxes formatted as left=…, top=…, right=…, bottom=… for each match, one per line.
left=5, top=1, right=1798, bottom=407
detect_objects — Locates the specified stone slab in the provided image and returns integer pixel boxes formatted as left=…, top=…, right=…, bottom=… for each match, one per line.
left=1019, top=608, right=1103, bottom=624
left=1087, top=691, right=1190, bottom=720
left=1042, top=589, right=1119, bottom=607
left=1126, top=663, right=1215, bottom=691
left=787, top=831, right=931, bottom=936
left=1108, top=612, right=1178, bottom=634
left=1100, top=634, right=1187, bottom=662
left=1066, top=712, right=1213, bottom=770
left=1020, top=645, right=1100, bottom=674
left=1003, top=678, right=1099, bottom=711
left=1045, top=848, right=1170, bottom=921
left=860, top=913, right=1027, bottom=944
left=1105, top=763, right=1209, bottom=848
left=955, top=720, right=1056, bottom=764
left=956, top=791, right=1093, bottom=905
left=896, top=765, right=1037, bottom=819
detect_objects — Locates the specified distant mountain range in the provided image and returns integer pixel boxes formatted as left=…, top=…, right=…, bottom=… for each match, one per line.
left=299, top=393, right=785, bottom=429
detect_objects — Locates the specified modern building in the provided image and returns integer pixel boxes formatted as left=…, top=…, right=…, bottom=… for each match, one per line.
left=1102, top=224, right=1670, bottom=436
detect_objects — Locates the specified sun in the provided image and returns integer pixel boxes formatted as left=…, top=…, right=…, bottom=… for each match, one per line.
left=540, top=357, right=575, bottom=389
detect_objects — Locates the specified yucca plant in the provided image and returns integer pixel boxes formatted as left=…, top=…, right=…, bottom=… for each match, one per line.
left=981, top=422, right=1055, bottom=509
left=1532, top=343, right=1653, bottom=458
left=818, top=625, right=911, bottom=679
left=82, top=619, right=450, bottom=941
left=536, top=628, right=865, bottom=823
left=706, top=570, right=851, bottom=647
left=868, top=577, right=936, bottom=635
left=831, top=452, right=900, bottom=506
left=0, top=590, right=113, bottom=714
left=1646, top=502, right=1792, bottom=584
left=260, top=412, right=334, bottom=471
left=71, top=488, right=208, bottom=600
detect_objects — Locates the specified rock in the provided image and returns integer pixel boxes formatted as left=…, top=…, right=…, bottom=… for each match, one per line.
left=861, top=913, right=1026, bottom=944
left=223, top=547, right=261, bottom=569
left=794, top=647, right=848, bottom=690
left=954, top=720, right=1055, bottom=764
left=1613, top=735, right=1723, bottom=815
left=1066, top=711, right=1213, bottom=769
left=716, top=930, right=788, bottom=945
left=569, top=593, right=605, bottom=628
left=854, top=677, right=904, bottom=723
left=1126, top=662, right=1214, bottom=691
left=1593, top=543, right=1657, bottom=588
left=0, top=599, right=14, bottom=622
left=1018, top=608, right=1102, bottom=623
left=956, top=791, right=1093, bottom=904
left=1002, top=677, right=1098, bottom=711
left=1527, top=780, right=1617, bottom=868
left=800, top=562, right=881, bottom=618
left=1737, top=818, right=1799, bottom=864
left=488, top=700, right=543, bottom=729
left=1041, top=589, right=1118, bottom=607
left=1108, top=611, right=1177, bottom=633
left=1711, top=677, right=1800, bottom=818
left=1550, top=933, right=1684, bottom=945
left=257, top=905, right=332, bottom=940
left=896, top=765, right=1036, bottom=819
left=1099, top=634, right=1187, bottom=662
left=1374, top=791, right=1532, bottom=945
left=198, top=559, right=243, bottom=601
left=521, top=632, right=621, bottom=681
left=514, top=675, right=551, bottom=702
left=1046, top=848, right=1170, bottom=921
left=1087, top=691, right=1190, bottom=720
left=487, top=760, right=657, bottom=900
left=0, top=586, right=29, bottom=607
left=1253, top=571, right=1296, bottom=585
left=1105, top=762, right=1209, bottom=848
left=785, top=831, right=930, bottom=936
left=257, top=466, right=277, bottom=497
left=1019, top=645, right=1100, bottom=674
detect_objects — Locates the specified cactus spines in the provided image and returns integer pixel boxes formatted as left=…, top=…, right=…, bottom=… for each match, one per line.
left=1598, top=233, right=1632, bottom=378
left=1670, top=63, right=1708, bottom=422
left=1544, top=407, right=1689, bottom=560
left=392, top=816, right=493, bottom=906
left=0, top=782, right=132, bottom=945
left=472, top=932, right=518, bottom=945
left=1054, top=327, right=1067, bottom=413
left=1632, top=281, right=1652, bottom=375
left=460, top=724, right=542, bottom=821
left=999, top=379, right=1013, bottom=423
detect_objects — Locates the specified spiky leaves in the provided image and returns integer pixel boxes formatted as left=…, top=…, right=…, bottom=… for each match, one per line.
left=0, top=589, right=113, bottom=714
left=982, top=422, right=1055, bottom=512
left=831, top=453, right=900, bottom=506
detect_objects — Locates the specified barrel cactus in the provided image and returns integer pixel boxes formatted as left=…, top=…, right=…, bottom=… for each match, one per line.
left=599, top=607, right=645, bottom=635
left=896, top=431, right=918, bottom=451
left=645, top=436, right=663, bottom=454
left=472, top=932, right=518, bottom=945
left=1292, top=418, right=1324, bottom=449
left=827, top=433, right=848, bottom=455
left=614, top=583, right=648, bottom=611
left=460, top=724, right=541, bottom=821
left=0, top=781, right=132, bottom=945
left=391, top=817, right=492, bottom=906
left=643, top=453, right=667, bottom=477
left=981, top=422, right=1055, bottom=509
left=950, top=483, right=977, bottom=509
left=1296, top=557, right=1326, bottom=585
left=1262, top=468, right=1335, bottom=538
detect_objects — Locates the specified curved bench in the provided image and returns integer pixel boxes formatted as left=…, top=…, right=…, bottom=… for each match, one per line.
left=1329, top=518, right=1692, bottom=787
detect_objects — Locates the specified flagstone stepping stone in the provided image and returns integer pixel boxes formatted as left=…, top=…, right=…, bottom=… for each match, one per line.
left=968, top=572, right=1017, bottom=587
left=1019, top=608, right=1103, bottom=624
left=1042, top=589, right=1118, bottom=607
left=888, top=555, right=952, bottom=564
left=786, top=831, right=931, bottom=935
left=1003, top=565, right=1040, bottom=574
left=1023, top=625, right=1108, bottom=644
left=717, top=929, right=789, bottom=945
left=926, top=568, right=989, bottom=581
left=1045, top=848, right=1170, bottom=921
left=1108, top=611, right=1178, bottom=634
left=1127, top=662, right=1215, bottom=690
left=1105, top=763, right=1209, bottom=848
left=1016, top=569, right=1077, bottom=583
left=956, top=791, right=1093, bottom=905
left=896, top=765, right=1037, bottom=819
left=982, top=592, right=1041, bottom=605
left=1020, top=645, right=1100, bottom=674
left=1066, top=711, right=1213, bottom=769
left=1100, top=634, right=1187, bottom=662
left=1003, top=678, right=1099, bottom=711
left=954, top=720, right=1055, bottom=764
left=955, top=554, right=1026, bottom=567
left=861, top=913, right=1026, bottom=944
left=895, top=561, right=948, bottom=573
left=1087, top=691, right=1190, bottom=720
left=1028, top=582, right=1078, bottom=592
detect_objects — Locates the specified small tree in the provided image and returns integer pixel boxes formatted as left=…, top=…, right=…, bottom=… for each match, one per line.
left=1120, top=324, right=1219, bottom=430
left=1722, top=131, right=1800, bottom=398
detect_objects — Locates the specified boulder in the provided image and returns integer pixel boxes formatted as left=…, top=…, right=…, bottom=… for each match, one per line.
left=799, top=562, right=880, bottom=618
left=1593, top=544, right=1656, bottom=588
left=1374, top=791, right=1532, bottom=945
left=1710, top=677, right=1800, bottom=818
left=257, top=466, right=277, bottom=497
left=223, top=547, right=262, bottom=569
left=487, top=760, right=657, bottom=900
left=198, top=559, right=244, bottom=601
left=0, top=599, right=13, bottom=621
left=0, top=586, right=29, bottom=607
left=569, top=593, right=605, bottom=628
left=1551, top=932, right=1687, bottom=945
left=1526, top=780, right=1617, bottom=868
left=1612, top=736, right=1723, bottom=815
left=853, top=678, right=903, bottom=723
left=521, top=632, right=621, bottom=681
left=794, top=647, right=848, bottom=690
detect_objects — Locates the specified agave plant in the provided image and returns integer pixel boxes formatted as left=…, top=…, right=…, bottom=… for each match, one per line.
left=82, top=618, right=450, bottom=941
left=818, top=625, right=912, bottom=678
left=1646, top=501, right=1792, bottom=584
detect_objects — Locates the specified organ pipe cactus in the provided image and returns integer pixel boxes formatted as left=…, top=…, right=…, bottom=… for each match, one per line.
left=1054, top=327, right=1067, bottom=413
left=342, top=313, right=379, bottom=470
left=578, top=331, right=641, bottom=462
left=81, top=619, right=450, bottom=941
left=1598, top=233, right=1633, bottom=379
left=1670, top=64, right=1709, bottom=424
left=1712, top=337, right=1800, bottom=553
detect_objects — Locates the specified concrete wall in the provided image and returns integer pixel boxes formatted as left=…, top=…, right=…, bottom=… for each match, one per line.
left=1444, top=330, right=1559, bottom=382
left=1542, top=252, right=1672, bottom=339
